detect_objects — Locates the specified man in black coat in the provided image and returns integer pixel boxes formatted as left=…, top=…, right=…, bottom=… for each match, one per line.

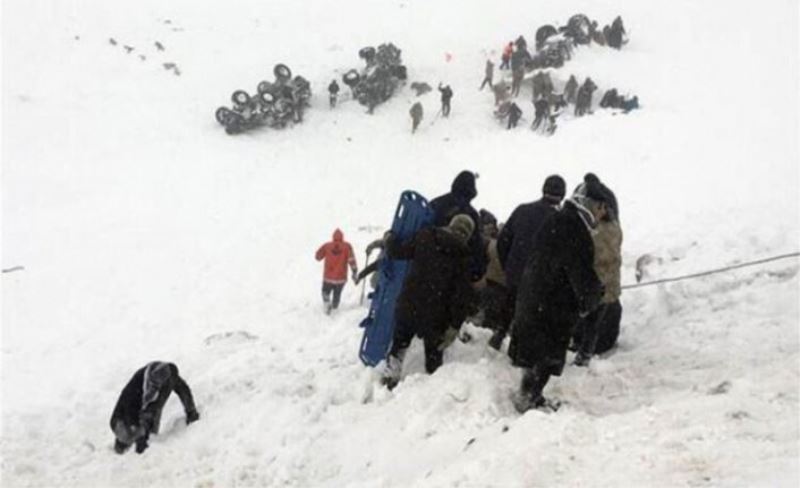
left=381, top=215, right=477, bottom=390
left=110, top=361, right=199, bottom=454
left=328, top=79, right=340, bottom=108
left=508, top=185, right=606, bottom=412
left=491, top=175, right=566, bottom=350
left=438, top=83, right=453, bottom=117
left=430, top=171, right=488, bottom=282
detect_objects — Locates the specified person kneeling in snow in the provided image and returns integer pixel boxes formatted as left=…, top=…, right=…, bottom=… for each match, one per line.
left=110, top=361, right=199, bottom=454
left=381, top=215, right=477, bottom=390
left=315, top=229, right=358, bottom=314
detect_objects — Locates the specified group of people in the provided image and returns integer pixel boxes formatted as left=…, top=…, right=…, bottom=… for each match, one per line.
left=317, top=171, right=623, bottom=411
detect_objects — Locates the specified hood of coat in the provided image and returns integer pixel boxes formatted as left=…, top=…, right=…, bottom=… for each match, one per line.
left=434, top=227, right=471, bottom=256
left=332, top=229, right=343, bottom=242
left=451, top=171, right=477, bottom=201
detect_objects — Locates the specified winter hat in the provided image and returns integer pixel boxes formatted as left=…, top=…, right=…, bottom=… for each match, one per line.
left=451, top=171, right=478, bottom=200
left=333, top=229, right=343, bottom=241
left=479, top=209, right=497, bottom=227
left=542, top=174, right=566, bottom=199
left=448, top=214, right=475, bottom=244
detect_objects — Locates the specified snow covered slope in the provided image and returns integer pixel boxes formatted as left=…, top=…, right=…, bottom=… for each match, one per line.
left=2, top=0, right=798, bottom=486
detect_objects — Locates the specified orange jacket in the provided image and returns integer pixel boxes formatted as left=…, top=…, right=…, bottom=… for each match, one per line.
left=315, top=229, right=357, bottom=284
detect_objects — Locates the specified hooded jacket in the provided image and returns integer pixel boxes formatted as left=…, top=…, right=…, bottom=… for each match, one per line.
left=110, top=362, right=197, bottom=443
left=315, top=229, right=357, bottom=284
left=430, top=172, right=487, bottom=281
left=387, top=227, right=476, bottom=342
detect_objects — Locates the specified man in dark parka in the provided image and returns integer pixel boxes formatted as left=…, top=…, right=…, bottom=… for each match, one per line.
left=508, top=185, right=606, bottom=412
left=492, top=175, right=566, bottom=349
left=430, top=171, right=488, bottom=281
left=110, top=361, right=199, bottom=454
left=381, top=215, right=477, bottom=389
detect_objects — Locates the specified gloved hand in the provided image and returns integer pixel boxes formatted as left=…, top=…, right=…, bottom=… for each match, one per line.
left=135, top=437, right=148, bottom=454
left=186, top=409, right=200, bottom=425
left=352, top=269, right=359, bottom=284
left=438, top=327, right=459, bottom=351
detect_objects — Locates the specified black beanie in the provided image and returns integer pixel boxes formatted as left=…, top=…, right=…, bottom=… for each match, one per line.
left=542, top=175, right=566, bottom=198
left=452, top=171, right=477, bottom=200
left=479, top=209, right=497, bottom=226
left=583, top=179, right=609, bottom=203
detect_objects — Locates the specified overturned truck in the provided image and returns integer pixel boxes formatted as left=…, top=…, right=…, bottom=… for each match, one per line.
left=215, top=64, right=311, bottom=135
left=341, top=43, right=407, bottom=113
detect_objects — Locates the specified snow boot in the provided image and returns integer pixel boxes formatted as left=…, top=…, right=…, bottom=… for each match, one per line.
left=488, top=330, right=506, bottom=351
left=573, top=352, right=591, bottom=367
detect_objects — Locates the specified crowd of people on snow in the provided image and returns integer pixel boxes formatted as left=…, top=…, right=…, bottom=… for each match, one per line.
left=485, top=14, right=637, bottom=134
left=316, top=170, right=623, bottom=412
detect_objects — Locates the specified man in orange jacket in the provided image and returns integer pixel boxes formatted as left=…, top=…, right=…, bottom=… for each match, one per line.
left=315, top=229, right=358, bottom=314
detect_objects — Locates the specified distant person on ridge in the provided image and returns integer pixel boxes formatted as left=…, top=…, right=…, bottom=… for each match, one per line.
left=438, top=83, right=453, bottom=117
left=480, top=59, right=495, bottom=90
left=410, top=101, right=424, bottom=133
left=315, top=229, right=358, bottom=314
left=110, top=361, right=199, bottom=454
left=328, top=79, right=340, bottom=108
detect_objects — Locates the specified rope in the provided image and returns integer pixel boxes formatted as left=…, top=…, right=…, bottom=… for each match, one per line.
left=621, top=252, right=800, bottom=290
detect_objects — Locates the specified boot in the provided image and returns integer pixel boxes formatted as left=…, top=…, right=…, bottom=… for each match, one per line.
left=488, top=330, right=506, bottom=351
left=381, top=351, right=405, bottom=391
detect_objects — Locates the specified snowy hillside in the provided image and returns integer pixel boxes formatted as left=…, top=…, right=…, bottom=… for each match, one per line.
left=2, top=0, right=799, bottom=486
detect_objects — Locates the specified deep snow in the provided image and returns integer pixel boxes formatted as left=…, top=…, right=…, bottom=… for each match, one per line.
left=2, top=0, right=799, bottom=486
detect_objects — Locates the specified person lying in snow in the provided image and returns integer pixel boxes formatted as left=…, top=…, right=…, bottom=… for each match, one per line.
left=110, top=361, right=199, bottom=454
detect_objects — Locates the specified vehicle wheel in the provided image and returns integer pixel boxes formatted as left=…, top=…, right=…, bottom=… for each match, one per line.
left=231, top=90, right=251, bottom=106
left=274, top=63, right=292, bottom=81
left=215, top=106, right=231, bottom=125
left=343, top=69, right=360, bottom=87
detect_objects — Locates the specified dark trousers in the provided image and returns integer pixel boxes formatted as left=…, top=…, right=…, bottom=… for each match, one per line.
left=575, top=304, right=608, bottom=357
left=322, top=282, right=344, bottom=309
left=441, top=101, right=451, bottom=117
left=480, top=77, right=492, bottom=90
left=389, top=319, right=443, bottom=374
left=412, top=116, right=421, bottom=133
left=507, top=115, right=519, bottom=129
left=329, top=94, right=337, bottom=108
left=573, top=300, right=622, bottom=355
left=520, top=363, right=551, bottom=401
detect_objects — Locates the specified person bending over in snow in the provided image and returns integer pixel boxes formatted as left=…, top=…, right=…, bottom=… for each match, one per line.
left=508, top=182, right=606, bottom=413
left=381, top=214, right=477, bottom=390
left=315, top=228, right=358, bottom=314
left=110, top=361, right=199, bottom=454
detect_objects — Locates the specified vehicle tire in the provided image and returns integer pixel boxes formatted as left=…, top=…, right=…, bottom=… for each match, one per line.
left=215, top=106, right=231, bottom=125
left=231, top=90, right=251, bottom=106
left=343, top=69, right=360, bottom=87
left=274, top=63, right=292, bottom=80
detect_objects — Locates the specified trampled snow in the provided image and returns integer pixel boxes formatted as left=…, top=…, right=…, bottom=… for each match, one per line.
left=2, top=0, right=798, bottom=486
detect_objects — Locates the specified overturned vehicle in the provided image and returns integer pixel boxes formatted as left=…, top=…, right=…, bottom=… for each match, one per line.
left=215, top=64, right=311, bottom=135
left=341, top=43, right=407, bottom=113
